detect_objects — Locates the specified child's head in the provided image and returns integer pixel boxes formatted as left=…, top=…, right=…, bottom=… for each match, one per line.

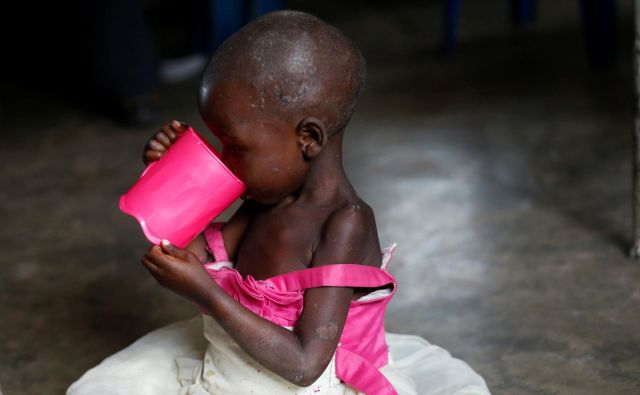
left=198, top=11, right=366, bottom=204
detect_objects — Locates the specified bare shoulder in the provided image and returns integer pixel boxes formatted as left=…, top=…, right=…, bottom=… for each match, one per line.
left=323, top=199, right=376, bottom=240
left=311, top=198, right=382, bottom=268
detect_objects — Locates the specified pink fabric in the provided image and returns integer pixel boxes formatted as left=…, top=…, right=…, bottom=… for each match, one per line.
left=335, top=347, right=398, bottom=395
left=204, top=223, right=229, bottom=262
left=203, top=265, right=305, bottom=326
left=202, top=222, right=399, bottom=395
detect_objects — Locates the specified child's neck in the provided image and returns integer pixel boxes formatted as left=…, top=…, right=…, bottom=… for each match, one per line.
left=294, top=134, right=354, bottom=205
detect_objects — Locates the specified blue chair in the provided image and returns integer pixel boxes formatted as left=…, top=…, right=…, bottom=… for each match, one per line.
left=208, top=0, right=284, bottom=53
left=443, top=0, right=536, bottom=56
left=443, top=0, right=617, bottom=69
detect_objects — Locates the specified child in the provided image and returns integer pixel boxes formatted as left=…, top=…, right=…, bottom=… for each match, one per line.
left=68, top=11, right=490, bottom=395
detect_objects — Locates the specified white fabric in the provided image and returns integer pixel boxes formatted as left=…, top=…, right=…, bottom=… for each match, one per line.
left=177, top=316, right=356, bottom=395
left=67, top=315, right=490, bottom=395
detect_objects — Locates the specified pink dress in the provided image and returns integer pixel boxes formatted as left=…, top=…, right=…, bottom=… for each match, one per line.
left=199, top=223, right=400, bottom=394
left=67, top=223, right=491, bottom=395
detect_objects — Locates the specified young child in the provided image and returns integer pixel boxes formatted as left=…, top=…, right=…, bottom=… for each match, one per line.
left=68, top=11, right=490, bottom=395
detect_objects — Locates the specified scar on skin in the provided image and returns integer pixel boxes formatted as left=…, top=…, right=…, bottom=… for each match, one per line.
left=315, top=321, right=338, bottom=341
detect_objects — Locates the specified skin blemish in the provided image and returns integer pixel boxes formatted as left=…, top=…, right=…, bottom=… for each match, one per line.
left=314, top=321, right=338, bottom=341
left=294, top=353, right=305, bottom=383
left=279, top=93, right=293, bottom=104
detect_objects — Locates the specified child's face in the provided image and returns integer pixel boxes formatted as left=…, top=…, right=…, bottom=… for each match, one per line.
left=200, top=81, right=308, bottom=205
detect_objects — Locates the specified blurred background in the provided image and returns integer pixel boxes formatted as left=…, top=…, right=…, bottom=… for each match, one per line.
left=2, top=0, right=639, bottom=394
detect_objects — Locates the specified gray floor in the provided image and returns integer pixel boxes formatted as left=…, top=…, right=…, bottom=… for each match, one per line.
left=2, top=1, right=640, bottom=394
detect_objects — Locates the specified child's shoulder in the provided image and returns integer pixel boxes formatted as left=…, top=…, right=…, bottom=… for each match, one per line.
left=323, top=198, right=375, bottom=235
left=313, top=197, right=382, bottom=268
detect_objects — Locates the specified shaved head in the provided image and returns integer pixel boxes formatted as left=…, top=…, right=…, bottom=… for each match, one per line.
left=199, top=10, right=366, bottom=135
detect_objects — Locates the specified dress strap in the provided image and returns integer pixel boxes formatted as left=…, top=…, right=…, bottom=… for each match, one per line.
left=204, top=222, right=229, bottom=262
left=335, top=347, right=398, bottom=395
left=266, top=264, right=396, bottom=292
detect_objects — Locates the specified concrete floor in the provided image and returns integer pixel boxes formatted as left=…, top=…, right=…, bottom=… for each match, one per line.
left=2, top=1, right=640, bottom=394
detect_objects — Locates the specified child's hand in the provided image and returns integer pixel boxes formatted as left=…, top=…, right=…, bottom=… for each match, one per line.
left=142, top=121, right=189, bottom=165
left=141, top=240, right=213, bottom=305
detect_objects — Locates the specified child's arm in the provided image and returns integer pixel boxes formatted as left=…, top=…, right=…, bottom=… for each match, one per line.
left=220, top=199, right=255, bottom=261
left=184, top=234, right=210, bottom=263
left=183, top=199, right=254, bottom=263
left=141, top=206, right=368, bottom=387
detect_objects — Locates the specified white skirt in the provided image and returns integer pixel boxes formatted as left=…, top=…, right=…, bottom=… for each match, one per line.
left=67, top=316, right=490, bottom=395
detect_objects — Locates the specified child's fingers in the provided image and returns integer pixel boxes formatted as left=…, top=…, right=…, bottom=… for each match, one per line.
left=160, top=240, right=195, bottom=262
left=156, top=130, right=173, bottom=148
left=143, top=149, right=163, bottom=164
left=171, top=120, right=189, bottom=133
left=147, top=139, right=167, bottom=152
left=146, top=245, right=175, bottom=267
left=164, top=126, right=178, bottom=141
left=141, top=256, right=159, bottom=273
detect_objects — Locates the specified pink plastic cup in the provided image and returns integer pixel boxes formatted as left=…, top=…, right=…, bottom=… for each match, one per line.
left=119, top=127, right=245, bottom=248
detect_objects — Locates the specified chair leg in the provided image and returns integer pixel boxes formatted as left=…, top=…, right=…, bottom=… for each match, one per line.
left=208, top=0, right=247, bottom=52
left=443, top=0, right=462, bottom=56
left=631, top=0, right=640, bottom=258
left=250, top=0, right=283, bottom=19
left=580, top=0, right=618, bottom=70
left=511, top=0, right=536, bottom=25
left=633, top=120, right=640, bottom=258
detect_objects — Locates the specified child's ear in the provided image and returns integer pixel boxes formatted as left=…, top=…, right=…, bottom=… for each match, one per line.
left=296, top=117, right=327, bottom=159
